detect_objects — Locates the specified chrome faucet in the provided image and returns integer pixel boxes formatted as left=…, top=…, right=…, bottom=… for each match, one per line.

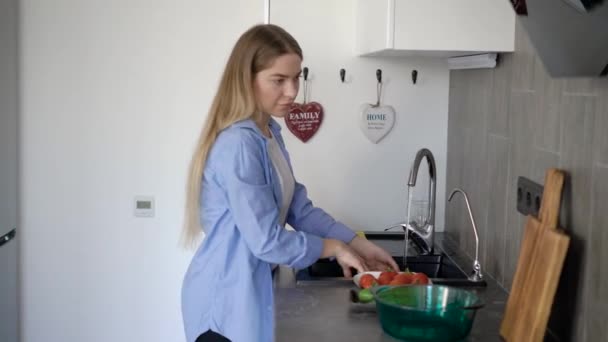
left=448, top=188, right=483, bottom=282
left=403, top=148, right=437, bottom=255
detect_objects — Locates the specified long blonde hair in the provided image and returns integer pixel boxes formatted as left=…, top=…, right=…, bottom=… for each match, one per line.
left=181, top=24, right=303, bottom=248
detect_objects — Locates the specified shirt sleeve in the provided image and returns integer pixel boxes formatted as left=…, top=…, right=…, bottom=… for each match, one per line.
left=287, top=181, right=357, bottom=244
left=215, top=129, right=323, bottom=269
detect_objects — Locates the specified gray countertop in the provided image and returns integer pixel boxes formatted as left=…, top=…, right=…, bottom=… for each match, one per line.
left=273, top=233, right=508, bottom=341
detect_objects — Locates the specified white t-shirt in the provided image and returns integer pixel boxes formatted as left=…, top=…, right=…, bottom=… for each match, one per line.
left=267, top=132, right=295, bottom=226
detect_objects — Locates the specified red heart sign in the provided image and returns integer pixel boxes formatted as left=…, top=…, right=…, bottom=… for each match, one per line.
left=284, top=102, right=324, bottom=143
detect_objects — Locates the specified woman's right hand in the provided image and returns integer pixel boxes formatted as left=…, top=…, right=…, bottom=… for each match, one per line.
left=322, top=239, right=368, bottom=278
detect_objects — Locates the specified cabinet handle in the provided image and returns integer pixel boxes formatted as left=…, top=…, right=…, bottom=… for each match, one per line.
left=0, top=228, right=16, bottom=248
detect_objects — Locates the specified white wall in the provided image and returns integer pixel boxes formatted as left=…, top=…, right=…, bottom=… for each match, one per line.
left=20, top=1, right=448, bottom=341
left=20, top=1, right=263, bottom=341
left=271, top=0, right=448, bottom=233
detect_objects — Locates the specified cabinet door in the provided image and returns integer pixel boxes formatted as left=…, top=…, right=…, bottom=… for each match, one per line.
left=393, top=0, right=515, bottom=53
left=355, top=0, right=393, bottom=55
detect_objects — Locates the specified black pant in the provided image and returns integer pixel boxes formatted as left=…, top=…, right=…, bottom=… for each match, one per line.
left=196, top=330, right=231, bottom=342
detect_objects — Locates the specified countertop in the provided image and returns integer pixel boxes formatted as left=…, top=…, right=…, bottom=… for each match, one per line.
left=273, top=233, right=508, bottom=341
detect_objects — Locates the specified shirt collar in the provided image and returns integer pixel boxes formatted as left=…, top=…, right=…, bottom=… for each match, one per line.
left=231, top=117, right=282, bottom=139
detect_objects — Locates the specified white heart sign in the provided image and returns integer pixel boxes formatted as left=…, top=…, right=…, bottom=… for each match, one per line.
left=359, top=104, right=396, bottom=144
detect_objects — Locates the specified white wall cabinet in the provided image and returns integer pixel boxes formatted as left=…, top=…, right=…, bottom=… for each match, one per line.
left=356, top=0, right=515, bottom=57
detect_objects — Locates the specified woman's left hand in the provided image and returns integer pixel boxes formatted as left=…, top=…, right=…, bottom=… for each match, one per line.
left=349, top=236, right=400, bottom=272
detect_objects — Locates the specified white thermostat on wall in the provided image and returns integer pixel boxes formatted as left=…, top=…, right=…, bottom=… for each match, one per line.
left=134, top=196, right=155, bottom=217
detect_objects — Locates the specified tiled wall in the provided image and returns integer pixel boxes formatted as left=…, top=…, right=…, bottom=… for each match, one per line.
left=446, top=20, right=608, bottom=342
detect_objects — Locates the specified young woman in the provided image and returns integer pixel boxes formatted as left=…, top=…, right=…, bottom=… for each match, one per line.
left=181, top=24, right=399, bottom=342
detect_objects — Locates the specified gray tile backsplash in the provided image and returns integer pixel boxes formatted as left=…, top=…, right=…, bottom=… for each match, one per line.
left=586, top=304, right=608, bottom=342
left=595, top=88, right=608, bottom=165
left=489, top=54, right=512, bottom=137
left=563, top=78, right=600, bottom=96
left=503, top=168, right=523, bottom=291
left=534, top=57, right=564, bottom=153
left=447, top=19, right=607, bottom=342
left=559, top=95, right=596, bottom=240
left=511, top=19, right=536, bottom=91
left=483, top=135, right=509, bottom=285
left=509, top=91, right=537, bottom=151
left=588, top=166, right=608, bottom=308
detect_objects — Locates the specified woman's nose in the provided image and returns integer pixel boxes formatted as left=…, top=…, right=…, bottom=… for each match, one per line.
left=284, top=79, right=299, bottom=99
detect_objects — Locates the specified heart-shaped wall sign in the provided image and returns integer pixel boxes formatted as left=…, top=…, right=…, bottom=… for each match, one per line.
left=359, top=104, right=395, bottom=144
left=285, top=102, right=324, bottom=143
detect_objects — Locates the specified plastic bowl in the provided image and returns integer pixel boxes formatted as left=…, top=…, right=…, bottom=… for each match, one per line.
left=371, top=285, right=484, bottom=342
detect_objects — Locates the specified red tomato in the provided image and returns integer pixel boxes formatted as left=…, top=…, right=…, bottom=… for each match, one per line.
left=377, top=271, right=397, bottom=285
left=382, top=271, right=398, bottom=279
left=359, top=274, right=377, bottom=289
left=411, top=273, right=430, bottom=285
left=390, top=273, right=414, bottom=285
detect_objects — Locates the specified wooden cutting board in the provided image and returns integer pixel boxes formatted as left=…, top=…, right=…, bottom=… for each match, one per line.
left=500, top=169, right=570, bottom=342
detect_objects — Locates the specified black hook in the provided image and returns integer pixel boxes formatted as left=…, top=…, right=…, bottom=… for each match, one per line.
left=340, top=68, right=346, bottom=83
left=303, top=67, right=309, bottom=81
left=412, top=70, right=418, bottom=84
left=376, top=69, right=382, bottom=83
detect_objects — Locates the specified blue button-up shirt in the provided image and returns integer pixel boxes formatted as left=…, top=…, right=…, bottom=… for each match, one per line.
left=181, top=118, right=356, bottom=342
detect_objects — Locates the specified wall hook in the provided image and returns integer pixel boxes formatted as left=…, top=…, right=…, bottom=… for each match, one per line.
left=340, top=68, right=346, bottom=83
left=374, top=69, right=383, bottom=107
left=302, top=67, right=309, bottom=103
left=412, top=70, right=418, bottom=84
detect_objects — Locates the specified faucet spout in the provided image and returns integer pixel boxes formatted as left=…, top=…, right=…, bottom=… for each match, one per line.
left=407, top=148, right=436, bottom=187
left=448, top=188, right=483, bottom=282
left=405, top=148, right=437, bottom=254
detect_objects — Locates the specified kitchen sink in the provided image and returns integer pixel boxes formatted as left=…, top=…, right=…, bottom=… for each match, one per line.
left=295, top=252, right=487, bottom=288
left=294, top=231, right=487, bottom=287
